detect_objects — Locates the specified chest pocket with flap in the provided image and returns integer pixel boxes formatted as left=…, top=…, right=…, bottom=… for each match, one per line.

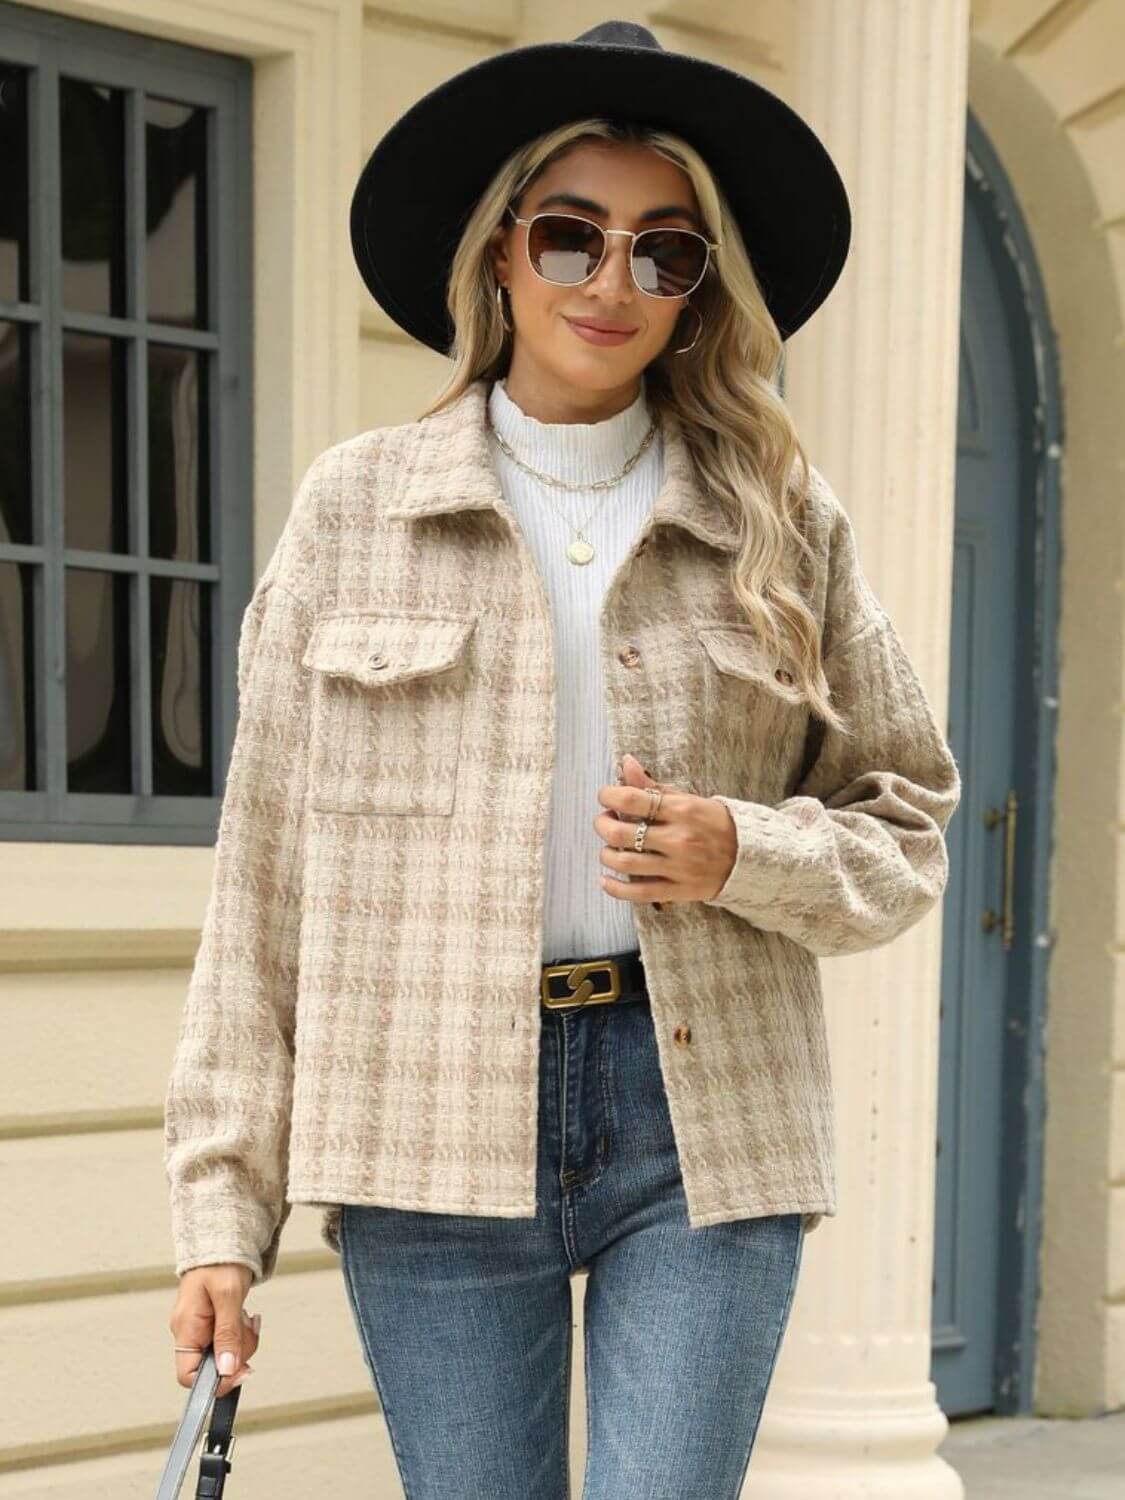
left=693, top=619, right=809, bottom=794
left=302, top=610, right=477, bottom=815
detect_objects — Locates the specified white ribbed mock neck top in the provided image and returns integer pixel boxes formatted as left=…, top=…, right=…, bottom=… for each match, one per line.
left=486, top=375, right=665, bottom=963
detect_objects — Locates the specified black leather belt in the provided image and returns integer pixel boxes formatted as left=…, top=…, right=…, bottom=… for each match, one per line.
left=540, top=947, right=648, bottom=1010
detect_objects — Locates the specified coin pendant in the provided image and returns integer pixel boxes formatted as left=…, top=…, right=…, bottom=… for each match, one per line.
left=567, top=538, right=595, bottom=565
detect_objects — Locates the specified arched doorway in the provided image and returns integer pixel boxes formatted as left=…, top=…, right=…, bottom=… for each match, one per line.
left=932, top=106, right=1062, bottom=1418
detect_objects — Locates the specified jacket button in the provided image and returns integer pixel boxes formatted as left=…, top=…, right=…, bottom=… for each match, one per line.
left=673, top=1024, right=691, bottom=1047
left=618, top=644, right=641, bottom=667
left=774, top=667, right=794, bottom=685
left=368, top=652, right=387, bottom=669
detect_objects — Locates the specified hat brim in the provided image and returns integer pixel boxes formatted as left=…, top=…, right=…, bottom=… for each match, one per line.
left=350, top=39, right=851, bottom=351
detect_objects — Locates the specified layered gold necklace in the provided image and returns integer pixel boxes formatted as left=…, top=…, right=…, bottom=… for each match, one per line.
left=486, top=410, right=659, bottom=565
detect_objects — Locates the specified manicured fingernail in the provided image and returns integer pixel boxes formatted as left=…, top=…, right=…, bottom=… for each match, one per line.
left=218, top=1352, right=236, bottom=1375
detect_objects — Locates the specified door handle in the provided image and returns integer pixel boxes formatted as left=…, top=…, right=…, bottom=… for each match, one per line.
left=981, top=790, right=1017, bottom=950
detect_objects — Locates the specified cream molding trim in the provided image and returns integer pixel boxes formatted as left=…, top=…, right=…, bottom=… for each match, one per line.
left=0, top=930, right=201, bottom=970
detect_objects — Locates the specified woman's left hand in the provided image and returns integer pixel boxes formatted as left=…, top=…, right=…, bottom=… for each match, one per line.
left=595, top=752, right=737, bottom=905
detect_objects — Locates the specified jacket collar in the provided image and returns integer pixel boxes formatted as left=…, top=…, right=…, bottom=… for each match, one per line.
left=383, top=377, right=741, bottom=554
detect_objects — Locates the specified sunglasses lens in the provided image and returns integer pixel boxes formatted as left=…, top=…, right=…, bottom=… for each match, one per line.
left=634, top=230, right=708, bottom=297
left=525, top=215, right=709, bottom=296
left=527, top=214, right=605, bottom=285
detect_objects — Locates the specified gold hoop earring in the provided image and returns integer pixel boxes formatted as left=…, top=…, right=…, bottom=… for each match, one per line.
left=496, top=283, right=512, bottom=334
left=672, top=303, right=702, bottom=355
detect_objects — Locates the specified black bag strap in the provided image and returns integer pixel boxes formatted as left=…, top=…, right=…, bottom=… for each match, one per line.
left=154, top=1346, right=242, bottom=1500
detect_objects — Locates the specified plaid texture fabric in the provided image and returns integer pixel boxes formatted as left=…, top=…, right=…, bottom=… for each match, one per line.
left=163, top=377, right=962, bottom=1286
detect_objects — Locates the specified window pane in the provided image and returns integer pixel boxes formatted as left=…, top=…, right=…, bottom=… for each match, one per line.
left=66, top=566, right=131, bottom=793
left=145, top=96, right=208, bottom=329
left=0, top=63, right=30, bottom=304
left=151, top=574, right=211, bottom=796
left=0, top=560, right=36, bottom=790
left=60, top=77, right=126, bottom=318
left=0, top=320, right=32, bottom=546
left=63, top=331, right=128, bottom=553
left=148, top=342, right=210, bottom=562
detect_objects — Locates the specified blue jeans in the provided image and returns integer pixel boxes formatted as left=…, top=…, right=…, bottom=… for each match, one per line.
left=339, top=957, right=804, bottom=1499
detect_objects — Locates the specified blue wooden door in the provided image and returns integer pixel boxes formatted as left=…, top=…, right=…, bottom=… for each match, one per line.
left=931, top=134, right=1041, bottom=1415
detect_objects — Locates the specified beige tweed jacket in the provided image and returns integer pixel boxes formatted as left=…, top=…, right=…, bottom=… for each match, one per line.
left=163, top=376, right=962, bottom=1286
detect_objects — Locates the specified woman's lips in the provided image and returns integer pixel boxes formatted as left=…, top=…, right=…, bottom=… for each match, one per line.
left=564, top=317, right=638, bottom=346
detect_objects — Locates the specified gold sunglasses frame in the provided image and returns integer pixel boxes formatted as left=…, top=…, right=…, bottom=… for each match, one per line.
left=505, top=205, right=721, bottom=300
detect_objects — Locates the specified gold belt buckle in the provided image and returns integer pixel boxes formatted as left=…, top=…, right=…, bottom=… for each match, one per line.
left=541, top=959, right=622, bottom=1010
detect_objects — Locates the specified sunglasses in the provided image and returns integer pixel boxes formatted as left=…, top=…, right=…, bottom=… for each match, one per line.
left=505, top=206, right=720, bottom=300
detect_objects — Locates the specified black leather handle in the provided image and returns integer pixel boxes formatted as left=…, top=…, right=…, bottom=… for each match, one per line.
left=195, top=1361, right=241, bottom=1500
left=154, top=1347, right=242, bottom=1500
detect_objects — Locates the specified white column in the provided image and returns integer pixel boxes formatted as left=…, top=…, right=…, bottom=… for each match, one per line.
left=752, top=3, right=969, bottom=1495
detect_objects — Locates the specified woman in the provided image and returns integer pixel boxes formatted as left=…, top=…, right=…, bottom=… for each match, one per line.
left=164, top=21, right=961, bottom=1499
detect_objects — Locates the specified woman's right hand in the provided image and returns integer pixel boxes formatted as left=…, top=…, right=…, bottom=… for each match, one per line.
left=169, top=1263, right=260, bottom=1400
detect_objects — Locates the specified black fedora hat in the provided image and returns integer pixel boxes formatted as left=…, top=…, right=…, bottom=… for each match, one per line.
left=350, top=19, right=851, bottom=354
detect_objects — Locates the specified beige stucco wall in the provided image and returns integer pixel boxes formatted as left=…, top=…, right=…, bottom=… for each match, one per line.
left=2, top=0, right=1124, bottom=1494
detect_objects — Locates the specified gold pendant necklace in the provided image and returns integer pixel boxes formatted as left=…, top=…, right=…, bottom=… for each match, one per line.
left=487, top=410, right=658, bottom=566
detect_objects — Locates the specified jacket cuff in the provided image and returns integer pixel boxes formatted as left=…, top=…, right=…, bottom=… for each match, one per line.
left=702, top=793, right=815, bottom=927
left=169, top=1183, right=285, bottom=1287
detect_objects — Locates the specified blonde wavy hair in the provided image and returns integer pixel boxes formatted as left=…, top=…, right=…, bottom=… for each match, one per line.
left=417, top=116, right=847, bottom=736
